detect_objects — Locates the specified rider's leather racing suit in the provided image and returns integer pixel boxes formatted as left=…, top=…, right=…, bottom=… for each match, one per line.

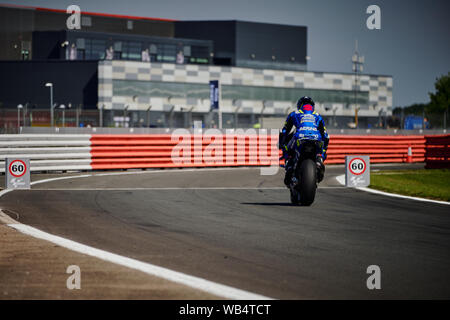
left=279, top=109, right=329, bottom=186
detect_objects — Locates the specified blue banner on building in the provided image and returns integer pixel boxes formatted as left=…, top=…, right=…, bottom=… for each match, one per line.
left=209, top=80, right=219, bottom=110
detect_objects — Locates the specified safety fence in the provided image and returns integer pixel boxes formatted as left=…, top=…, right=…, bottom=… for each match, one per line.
left=1, top=134, right=449, bottom=172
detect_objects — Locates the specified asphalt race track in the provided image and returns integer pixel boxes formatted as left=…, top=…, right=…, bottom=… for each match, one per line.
left=1, top=164, right=449, bottom=299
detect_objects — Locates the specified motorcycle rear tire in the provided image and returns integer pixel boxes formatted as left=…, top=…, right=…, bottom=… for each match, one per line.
left=299, top=158, right=317, bottom=206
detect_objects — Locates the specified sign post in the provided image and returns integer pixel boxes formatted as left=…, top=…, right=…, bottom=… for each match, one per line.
left=5, top=158, right=30, bottom=189
left=345, top=155, right=370, bottom=187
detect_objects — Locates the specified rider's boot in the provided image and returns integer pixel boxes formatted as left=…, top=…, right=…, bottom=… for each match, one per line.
left=284, top=159, right=294, bottom=187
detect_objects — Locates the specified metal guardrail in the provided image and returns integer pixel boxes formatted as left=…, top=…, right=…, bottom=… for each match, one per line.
left=0, top=134, right=92, bottom=172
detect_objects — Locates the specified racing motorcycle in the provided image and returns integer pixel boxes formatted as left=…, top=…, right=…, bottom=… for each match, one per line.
left=282, top=135, right=324, bottom=206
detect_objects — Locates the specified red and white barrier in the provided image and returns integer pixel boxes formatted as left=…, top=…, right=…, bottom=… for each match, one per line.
left=1, top=133, right=449, bottom=172
left=326, top=135, right=426, bottom=164
left=90, top=134, right=279, bottom=170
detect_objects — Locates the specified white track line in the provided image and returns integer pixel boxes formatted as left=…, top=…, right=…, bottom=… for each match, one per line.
left=0, top=215, right=270, bottom=300
left=25, top=187, right=286, bottom=191
left=0, top=167, right=274, bottom=196
left=0, top=168, right=274, bottom=300
left=335, top=174, right=450, bottom=206
left=92, top=167, right=262, bottom=177
left=26, top=186, right=343, bottom=191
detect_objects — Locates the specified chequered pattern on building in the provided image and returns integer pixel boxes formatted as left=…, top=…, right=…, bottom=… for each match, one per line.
left=98, top=60, right=393, bottom=117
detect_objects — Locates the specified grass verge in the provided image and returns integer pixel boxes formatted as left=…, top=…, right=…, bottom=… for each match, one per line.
left=370, top=169, right=450, bottom=202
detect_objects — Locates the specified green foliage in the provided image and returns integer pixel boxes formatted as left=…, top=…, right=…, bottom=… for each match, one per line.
left=394, top=73, right=449, bottom=115
left=392, top=73, right=449, bottom=128
left=393, top=103, right=427, bottom=116
left=428, top=72, right=450, bottom=114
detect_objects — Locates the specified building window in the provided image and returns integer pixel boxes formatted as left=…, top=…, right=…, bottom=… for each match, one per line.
left=113, top=42, right=122, bottom=59
left=76, top=38, right=85, bottom=49
left=21, top=41, right=31, bottom=60
left=91, top=39, right=106, bottom=59
left=81, top=16, right=92, bottom=27
left=76, top=38, right=86, bottom=60
left=112, top=80, right=369, bottom=105
left=149, top=44, right=157, bottom=54
left=127, top=20, right=133, bottom=30
left=149, top=44, right=158, bottom=62
left=189, top=45, right=210, bottom=64
left=122, top=41, right=142, bottom=60
left=81, top=38, right=106, bottom=60
left=183, top=46, right=191, bottom=57
left=77, top=49, right=85, bottom=60
left=157, top=43, right=176, bottom=62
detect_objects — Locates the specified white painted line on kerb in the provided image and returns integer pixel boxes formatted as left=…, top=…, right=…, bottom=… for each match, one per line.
left=0, top=218, right=271, bottom=300
left=335, top=174, right=450, bottom=206
left=0, top=168, right=274, bottom=300
left=335, top=174, right=345, bottom=186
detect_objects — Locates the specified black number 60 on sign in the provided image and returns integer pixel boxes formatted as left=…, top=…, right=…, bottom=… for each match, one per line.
left=349, top=158, right=366, bottom=175
left=9, top=159, right=27, bottom=177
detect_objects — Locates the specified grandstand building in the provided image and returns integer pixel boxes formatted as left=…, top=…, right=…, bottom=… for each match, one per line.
left=0, top=4, right=393, bottom=128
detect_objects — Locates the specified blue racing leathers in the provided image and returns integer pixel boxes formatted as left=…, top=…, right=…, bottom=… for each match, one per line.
left=279, top=109, right=329, bottom=161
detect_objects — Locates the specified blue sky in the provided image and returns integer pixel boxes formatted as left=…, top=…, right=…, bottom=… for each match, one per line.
left=4, top=0, right=450, bottom=107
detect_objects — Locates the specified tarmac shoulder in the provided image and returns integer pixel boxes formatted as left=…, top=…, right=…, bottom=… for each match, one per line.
left=0, top=213, right=219, bottom=300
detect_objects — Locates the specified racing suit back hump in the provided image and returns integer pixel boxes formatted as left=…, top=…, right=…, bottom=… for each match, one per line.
left=282, top=110, right=329, bottom=149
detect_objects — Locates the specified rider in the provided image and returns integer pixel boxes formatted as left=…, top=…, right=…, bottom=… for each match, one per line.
left=279, top=96, right=329, bottom=186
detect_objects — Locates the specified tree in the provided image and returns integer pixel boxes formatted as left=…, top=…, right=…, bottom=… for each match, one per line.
left=428, top=72, right=450, bottom=114
left=393, top=103, right=427, bottom=116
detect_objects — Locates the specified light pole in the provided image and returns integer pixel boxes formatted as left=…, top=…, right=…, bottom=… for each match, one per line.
left=146, top=105, right=152, bottom=127
left=17, top=104, right=23, bottom=129
left=185, top=106, right=194, bottom=128
left=68, top=103, right=72, bottom=127
left=332, top=107, right=338, bottom=127
left=167, top=96, right=175, bottom=128
left=168, top=105, right=175, bottom=128
left=232, top=99, right=241, bottom=128
left=422, top=108, right=425, bottom=130
left=45, top=83, right=54, bottom=127
left=218, top=81, right=222, bottom=129
left=260, top=100, right=267, bottom=128
left=444, top=108, right=447, bottom=130
left=22, top=102, right=28, bottom=127
left=60, top=104, right=66, bottom=127
left=76, top=104, right=81, bottom=127
left=99, top=104, right=104, bottom=128
left=123, top=105, right=129, bottom=128
left=378, top=108, right=383, bottom=129
left=352, top=40, right=364, bottom=128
